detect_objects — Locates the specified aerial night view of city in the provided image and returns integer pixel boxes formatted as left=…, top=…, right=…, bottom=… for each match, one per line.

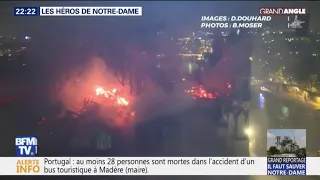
left=1, top=0, right=320, bottom=179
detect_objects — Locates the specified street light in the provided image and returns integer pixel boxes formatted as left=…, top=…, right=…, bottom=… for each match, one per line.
left=244, top=128, right=253, bottom=136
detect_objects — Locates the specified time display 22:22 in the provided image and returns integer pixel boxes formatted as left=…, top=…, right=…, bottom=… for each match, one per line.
left=14, top=7, right=37, bottom=16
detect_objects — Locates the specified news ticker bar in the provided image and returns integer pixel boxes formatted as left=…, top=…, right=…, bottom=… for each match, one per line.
left=14, top=7, right=143, bottom=16
left=1, top=157, right=319, bottom=175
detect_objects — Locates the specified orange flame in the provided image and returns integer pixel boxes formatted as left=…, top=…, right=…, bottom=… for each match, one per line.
left=185, top=86, right=217, bottom=99
left=95, top=87, right=129, bottom=106
left=96, top=87, right=104, bottom=96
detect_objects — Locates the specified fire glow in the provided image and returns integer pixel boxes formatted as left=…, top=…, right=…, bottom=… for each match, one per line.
left=95, top=87, right=129, bottom=106
left=185, top=86, right=218, bottom=99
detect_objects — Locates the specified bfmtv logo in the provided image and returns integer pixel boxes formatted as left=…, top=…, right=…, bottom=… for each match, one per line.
left=15, top=136, right=37, bottom=157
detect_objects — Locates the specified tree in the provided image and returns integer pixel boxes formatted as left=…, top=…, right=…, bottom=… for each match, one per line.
left=295, top=148, right=306, bottom=157
left=276, top=67, right=284, bottom=81
left=308, top=74, right=318, bottom=91
left=300, top=148, right=306, bottom=155
left=268, top=146, right=280, bottom=155
left=294, top=57, right=319, bottom=87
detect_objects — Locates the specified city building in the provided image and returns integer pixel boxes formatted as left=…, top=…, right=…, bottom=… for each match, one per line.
left=275, top=135, right=299, bottom=153
left=177, top=33, right=203, bottom=61
left=0, top=35, right=29, bottom=58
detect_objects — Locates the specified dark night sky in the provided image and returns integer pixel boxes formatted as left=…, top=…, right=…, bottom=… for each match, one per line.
left=0, top=1, right=319, bottom=36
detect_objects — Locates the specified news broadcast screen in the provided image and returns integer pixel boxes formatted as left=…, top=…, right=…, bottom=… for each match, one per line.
left=1, top=0, right=320, bottom=177
left=267, top=129, right=306, bottom=175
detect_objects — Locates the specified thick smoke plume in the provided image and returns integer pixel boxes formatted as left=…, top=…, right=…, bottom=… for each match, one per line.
left=52, top=56, right=195, bottom=131
left=52, top=57, right=133, bottom=130
left=53, top=57, right=124, bottom=111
